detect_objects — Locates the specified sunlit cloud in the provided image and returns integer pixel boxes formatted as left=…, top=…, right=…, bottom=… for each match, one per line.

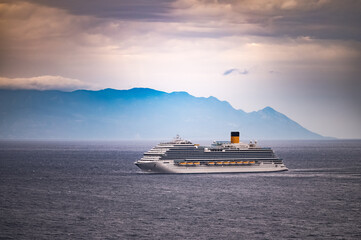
left=0, top=76, right=96, bottom=91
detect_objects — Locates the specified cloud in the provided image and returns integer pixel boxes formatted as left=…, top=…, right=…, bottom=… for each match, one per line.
left=23, top=0, right=172, bottom=21
left=14, top=0, right=361, bottom=41
left=0, top=75, right=96, bottom=91
left=223, top=68, right=249, bottom=76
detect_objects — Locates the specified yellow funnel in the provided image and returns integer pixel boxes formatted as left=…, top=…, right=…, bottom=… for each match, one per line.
left=231, top=131, right=239, bottom=144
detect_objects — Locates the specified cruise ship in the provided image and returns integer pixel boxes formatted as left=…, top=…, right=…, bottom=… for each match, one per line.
left=134, top=132, right=288, bottom=174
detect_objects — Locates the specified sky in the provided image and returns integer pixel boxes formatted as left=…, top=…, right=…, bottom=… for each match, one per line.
left=0, top=0, right=360, bottom=138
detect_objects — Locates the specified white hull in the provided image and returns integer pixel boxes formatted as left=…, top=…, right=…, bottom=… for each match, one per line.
left=135, top=160, right=288, bottom=174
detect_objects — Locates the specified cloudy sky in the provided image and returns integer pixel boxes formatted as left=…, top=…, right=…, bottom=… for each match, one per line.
left=0, top=0, right=360, bottom=138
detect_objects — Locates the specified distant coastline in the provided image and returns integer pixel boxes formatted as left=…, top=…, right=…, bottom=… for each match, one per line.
left=0, top=88, right=327, bottom=140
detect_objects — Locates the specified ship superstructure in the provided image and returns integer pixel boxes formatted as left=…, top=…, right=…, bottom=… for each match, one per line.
left=134, top=132, right=287, bottom=174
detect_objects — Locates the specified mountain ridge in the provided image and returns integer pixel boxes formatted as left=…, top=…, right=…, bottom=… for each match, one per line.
left=0, top=88, right=326, bottom=140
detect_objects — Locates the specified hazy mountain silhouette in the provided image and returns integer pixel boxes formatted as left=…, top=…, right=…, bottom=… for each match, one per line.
left=0, top=88, right=325, bottom=140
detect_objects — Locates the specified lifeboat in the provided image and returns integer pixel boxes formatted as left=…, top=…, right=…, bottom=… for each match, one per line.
left=236, top=161, right=243, bottom=164
left=230, top=161, right=236, bottom=165
left=208, top=162, right=215, bottom=165
left=193, top=162, right=200, bottom=165
left=223, top=161, right=230, bottom=165
left=186, top=162, right=194, bottom=166
left=179, top=162, right=186, bottom=166
left=249, top=161, right=255, bottom=164
left=243, top=161, right=249, bottom=164
left=216, top=161, right=223, bottom=165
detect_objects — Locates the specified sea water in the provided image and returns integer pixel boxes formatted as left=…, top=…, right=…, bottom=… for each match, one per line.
left=0, top=140, right=360, bottom=239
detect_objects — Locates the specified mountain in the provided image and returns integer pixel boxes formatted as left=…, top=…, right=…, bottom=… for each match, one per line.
left=0, top=88, right=325, bottom=140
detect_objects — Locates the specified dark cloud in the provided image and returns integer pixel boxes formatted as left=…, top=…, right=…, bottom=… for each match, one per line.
left=223, top=68, right=249, bottom=76
left=20, top=0, right=175, bottom=21
left=15, top=0, right=361, bottom=41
